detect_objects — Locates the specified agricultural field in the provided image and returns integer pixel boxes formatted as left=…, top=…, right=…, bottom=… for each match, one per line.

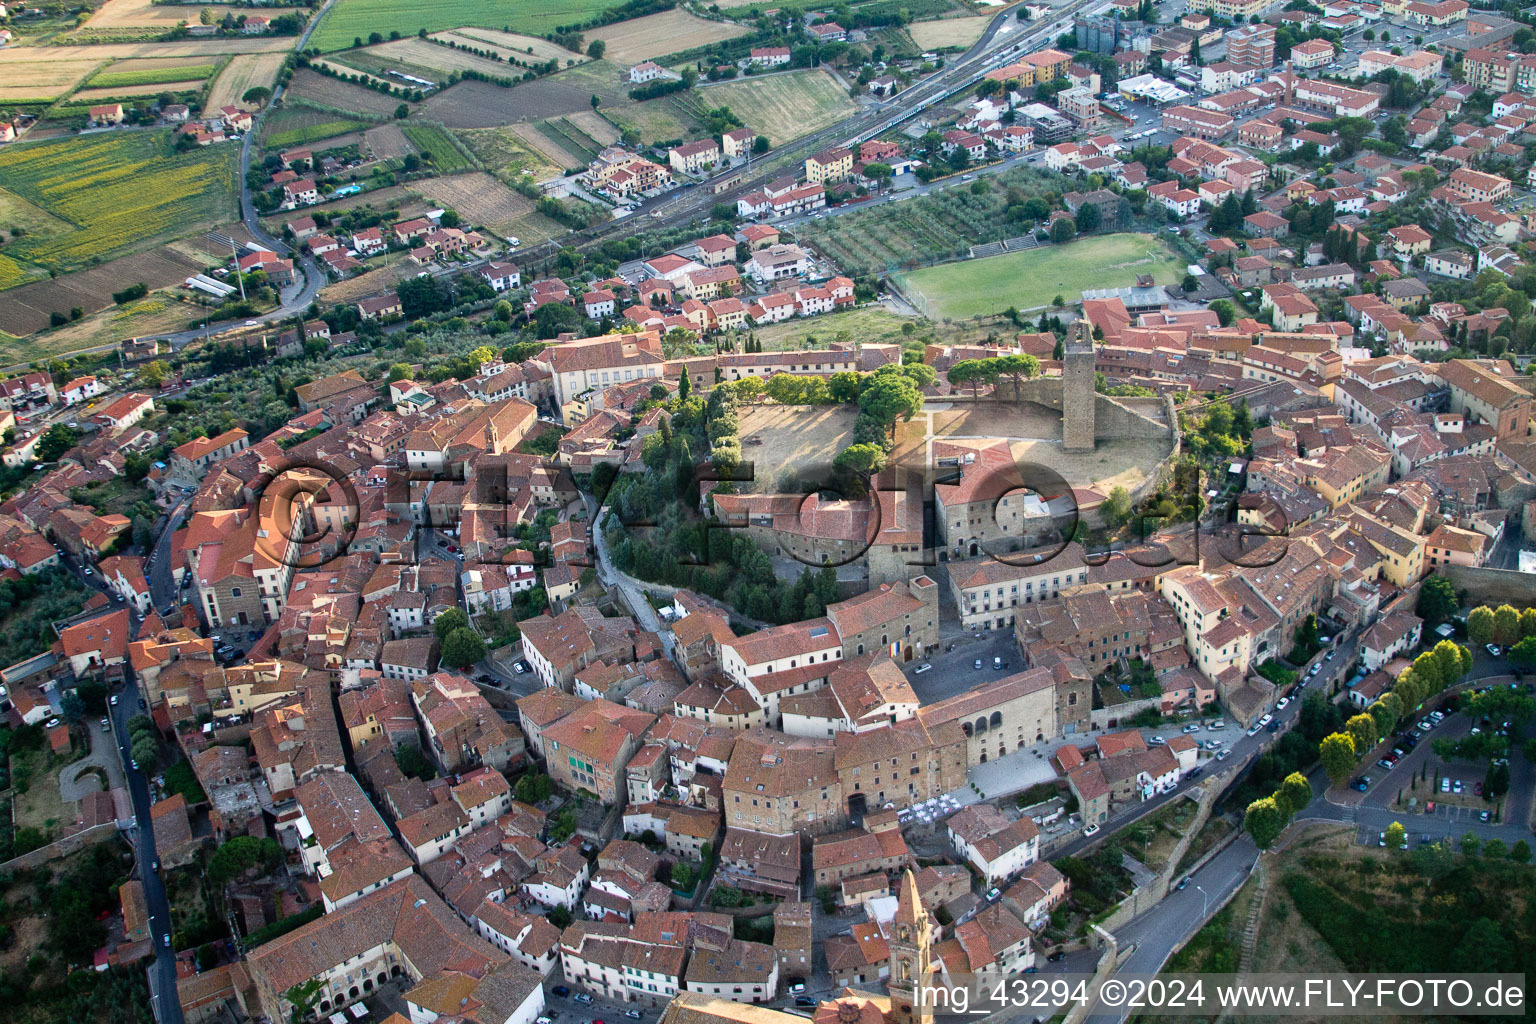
left=363, top=124, right=414, bottom=161
left=0, top=58, right=105, bottom=102
left=420, top=59, right=697, bottom=142
left=693, top=70, right=856, bottom=146
left=444, top=28, right=586, bottom=64
left=566, top=110, right=619, bottom=147
left=400, top=122, right=475, bottom=173
left=895, top=233, right=1184, bottom=317
left=797, top=165, right=1069, bottom=275
left=0, top=243, right=208, bottom=340
left=412, top=172, right=534, bottom=236
left=308, top=0, right=612, bottom=52
left=205, top=52, right=287, bottom=110
left=907, top=15, right=991, bottom=49
left=0, top=129, right=239, bottom=283
left=80, top=0, right=240, bottom=30
left=537, top=117, right=604, bottom=163
left=74, top=81, right=207, bottom=101
left=284, top=68, right=409, bottom=117
left=460, top=124, right=578, bottom=179
left=585, top=9, right=750, bottom=63
left=90, top=61, right=219, bottom=89
left=0, top=38, right=290, bottom=67
left=334, top=37, right=520, bottom=85
left=262, top=105, right=376, bottom=149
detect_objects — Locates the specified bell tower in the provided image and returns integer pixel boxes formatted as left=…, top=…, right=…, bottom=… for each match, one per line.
left=888, top=870, right=932, bottom=1024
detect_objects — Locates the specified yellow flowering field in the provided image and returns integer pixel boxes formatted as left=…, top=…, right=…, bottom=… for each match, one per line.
left=0, top=129, right=239, bottom=280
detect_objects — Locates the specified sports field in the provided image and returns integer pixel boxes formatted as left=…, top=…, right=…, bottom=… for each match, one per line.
left=695, top=70, right=857, bottom=146
left=308, top=0, right=611, bottom=52
left=896, top=233, right=1183, bottom=317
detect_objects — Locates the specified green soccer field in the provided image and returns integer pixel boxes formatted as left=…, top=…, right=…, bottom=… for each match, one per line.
left=895, top=232, right=1186, bottom=317
left=308, top=0, right=612, bottom=52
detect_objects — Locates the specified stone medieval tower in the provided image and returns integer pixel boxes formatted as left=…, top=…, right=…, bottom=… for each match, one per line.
left=1062, top=317, right=1096, bottom=454
left=888, top=870, right=934, bottom=1024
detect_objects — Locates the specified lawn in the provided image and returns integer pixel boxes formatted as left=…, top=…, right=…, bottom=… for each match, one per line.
left=308, top=0, right=612, bottom=52
left=895, top=233, right=1183, bottom=317
left=0, top=129, right=239, bottom=279
left=401, top=123, right=475, bottom=173
left=693, top=69, right=857, bottom=146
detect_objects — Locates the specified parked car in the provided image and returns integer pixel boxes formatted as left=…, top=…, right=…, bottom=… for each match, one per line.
left=1276, top=697, right=1290, bottom=710
left=1147, top=735, right=1166, bottom=746
left=100, top=717, right=110, bottom=730
left=986, top=888, right=1001, bottom=901
left=1176, top=876, right=1191, bottom=890
left=1047, top=950, right=1066, bottom=962
left=993, top=656, right=1003, bottom=669
left=1258, top=714, right=1273, bottom=728
left=1181, top=723, right=1202, bottom=734
left=552, top=987, right=570, bottom=998
left=974, top=659, right=983, bottom=669
left=1440, top=777, right=1451, bottom=793
left=1082, top=823, right=1100, bottom=837
left=574, top=994, right=594, bottom=1005
left=914, top=663, right=932, bottom=674
left=1377, top=758, right=1395, bottom=770
left=1480, top=810, right=1491, bottom=822
left=1486, top=644, right=1502, bottom=657
left=1352, top=776, right=1371, bottom=791
left=790, top=981, right=807, bottom=995
left=110, top=694, right=119, bottom=707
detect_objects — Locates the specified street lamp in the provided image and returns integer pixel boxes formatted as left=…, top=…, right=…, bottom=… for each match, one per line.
left=1195, top=884, right=1209, bottom=918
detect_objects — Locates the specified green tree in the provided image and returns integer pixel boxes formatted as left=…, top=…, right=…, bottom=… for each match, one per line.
left=441, top=626, right=486, bottom=668
left=587, top=39, right=606, bottom=58
left=1243, top=796, right=1287, bottom=849
left=1209, top=298, right=1235, bottom=326
left=242, top=86, right=271, bottom=105
left=1278, top=771, right=1313, bottom=818
left=1493, top=604, right=1520, bottom=645
left=1100, top=485, right=1134, bottom=530
left=388, top=362, right=414, bottom=382
left=1385, top=821, right=1406, bottom=849
left=433, top=607, right=470, bottom=639
left=35, top=423, right=80, bottom=461
left=1320, top=732, right=1356, bottom=787
left=1415, top=572, right=1457, bottom=623
left=1346, top=713, right=1378, bottom=755
left=834, top=443, right=888, bottom=475
left=1468, top=605, right=1495, bottom=645
left=857, top=372, right=922, bottom=441
left=1508, top=635, right=1536, bottom=671
left=1510, top=840, right=1531, bottom=863
left=1459, top=831, right=1480, bottom=857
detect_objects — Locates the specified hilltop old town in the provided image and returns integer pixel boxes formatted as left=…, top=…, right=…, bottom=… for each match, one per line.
left=0, top=0, right=1534, bottom=1023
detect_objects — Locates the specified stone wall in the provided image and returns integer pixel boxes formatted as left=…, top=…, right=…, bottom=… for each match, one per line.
left=1441, top=564, right=1536, bottom=607
left=0, top=822, right=119, bottom=872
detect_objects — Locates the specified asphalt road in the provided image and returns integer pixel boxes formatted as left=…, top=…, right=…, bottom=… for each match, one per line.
left=1084, top=835, right=1261, bottom=1024
left=108, top=668, right=185, bottom=1024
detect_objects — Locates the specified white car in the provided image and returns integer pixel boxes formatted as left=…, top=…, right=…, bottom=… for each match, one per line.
left=1276, top=697, right=1290, bottom=710
left=913, top=663, right=932, bottom=674
left=1082, top=823, right=1100, bottom=837
left=1258, top=714, right=1273, bottom=728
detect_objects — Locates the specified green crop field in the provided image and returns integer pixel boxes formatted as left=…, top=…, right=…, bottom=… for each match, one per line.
left=401, top=123, right=474, bottom=173
left=308, top=0, right=612, bottom=52
left=265, top=117, right=372, bottom=149
left=0, top=129, right=238, bottom=278
left=91, top=63, right=220, bottom=89
left=895, top=233, right=1184, bottom=317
